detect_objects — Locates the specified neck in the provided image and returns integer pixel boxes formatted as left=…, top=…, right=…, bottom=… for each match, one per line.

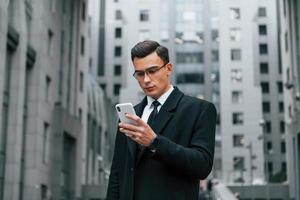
left=153, top=84, right=172, bottom=100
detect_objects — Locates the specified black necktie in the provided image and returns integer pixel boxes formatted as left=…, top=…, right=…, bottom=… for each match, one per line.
left=147, top=100, right=161, bottom=128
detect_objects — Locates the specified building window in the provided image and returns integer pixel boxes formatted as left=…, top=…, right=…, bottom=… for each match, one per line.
left=258, top=7, right=267, bottom=17
left=46, top=76, right=51, bottom=103
left=259, top=44, right=268, bottom=55
left=81, top=36, right=85, bottom=56
left=280, top=121, right=285, bottom=133
left=211, top=73, right=219, bottom=82
left=115, top=10, right=122, bottom=20
left=277, top=82, right=283, bottom=93
left=81, top=1, right=86, bottom=21
left=41, top=184, right=48, bottom=200
left=281, top=141, right=286, bottom=153
left=260, top=62, right=269, bottom=74
left=232, top=91, right=243, bottom=104
left=278, top=62, right=282, bottom=74
left=232, top=112, right=244, bottom=125
left=285, top=31, right=289, bottom=52
left=282, top=162, right=287, bottom=172
left=211, top=29, right=219, bottom=41
left=288, top=105, right=292, bottom=118
left=114, top=46, right=122, bottom=57
left=265, top=121, right=271, bottom=133
left=262, top=101, right=270, bottom=113
left=114, top=84, right=121, bottom=95
left=229, top=8, right=240, bottom=20
left=230, top=28, right=241, bottom=42
left=114, top=65, right=121, bottom=76
left=279, top=102, right=284, bottom=113
left=47, top=29, right=53, bottom=57
left=176, top=73, right=204, bottom=84
left=286, top=67, right=291, bottom=84
left=267, top=141, right=273, bottom=152
left=43, top=122, right=49, bottom=164
left=231, top=69, right=242, bottom=83
left=176, top=52, right=204, bottom=63
left=261, top=82, right=269, bottom=93
left=62, top=0, right=66, bottom=13
left=268, top=162, right=273, bottom=177
left=100, top=84, right=106, bottom=92
left=115, top=27, right=122, bottom=38
left=89, top=57, right=93, bottom=68
left=231, top=49, right=241, bottom=61
left=233, top=134, right=244, bottom=147
left=259, top=24, right=267, bottom=35
left=140, top=10, right=149, bottom=21
left=212, top=50, right=219, bottom=62
left=233, top=157, right=244, bottom=171
left=78, top=108, right=82, bottom=122
left=79, top=71, right=84, bottom=92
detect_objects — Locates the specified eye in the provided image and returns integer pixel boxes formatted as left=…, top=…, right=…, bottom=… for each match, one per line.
left=147, top=67, right=159, bottom=74
left=135, top=71, right=145, bottom=77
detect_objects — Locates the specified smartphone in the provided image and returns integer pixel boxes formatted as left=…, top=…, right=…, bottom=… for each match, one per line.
left=115, top=103, right=137, bottom=125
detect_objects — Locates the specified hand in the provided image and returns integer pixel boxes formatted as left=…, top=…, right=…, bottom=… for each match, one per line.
left=119, top=113, right=157, bottom=147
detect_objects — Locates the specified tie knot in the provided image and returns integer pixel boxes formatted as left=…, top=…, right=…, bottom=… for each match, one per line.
left=152, top=100, right=160, bottom=108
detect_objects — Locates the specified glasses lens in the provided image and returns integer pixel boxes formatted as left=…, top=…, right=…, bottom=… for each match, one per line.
left=146, top=67, right=159, bottom=74
left=134, top=71, right=145, bottom=78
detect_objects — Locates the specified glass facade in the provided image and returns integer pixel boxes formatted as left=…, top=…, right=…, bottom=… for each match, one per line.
left=173, top=0, right=219, bottom=100
left=0, top=49, right=13, bottom=199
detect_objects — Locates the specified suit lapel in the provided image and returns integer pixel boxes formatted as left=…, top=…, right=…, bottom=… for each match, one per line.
left=136, top=87, right=184, bottom=166
left=154, top=87, right=183, bottom=135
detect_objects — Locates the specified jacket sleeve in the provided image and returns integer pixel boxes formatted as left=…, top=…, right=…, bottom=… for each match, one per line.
left=153, top=102, right=217, bottom=180
left=106, top=131, right=122, bottom=200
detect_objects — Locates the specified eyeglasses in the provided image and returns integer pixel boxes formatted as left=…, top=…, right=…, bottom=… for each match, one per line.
left=133, top=63, right=167, bottom=79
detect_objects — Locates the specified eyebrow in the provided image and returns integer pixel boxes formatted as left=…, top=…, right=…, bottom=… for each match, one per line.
left=134, top=66, right=159, bottom=71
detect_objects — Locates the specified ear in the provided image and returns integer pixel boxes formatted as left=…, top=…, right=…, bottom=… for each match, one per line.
left=165, top=63, right=173, bottom=76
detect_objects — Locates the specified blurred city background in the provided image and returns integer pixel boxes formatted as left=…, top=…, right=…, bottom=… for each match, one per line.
left=0, top=0, right=299, bottom=199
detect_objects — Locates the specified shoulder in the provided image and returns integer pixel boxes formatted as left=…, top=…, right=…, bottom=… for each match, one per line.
left=180, top=94, right=216, bottom=111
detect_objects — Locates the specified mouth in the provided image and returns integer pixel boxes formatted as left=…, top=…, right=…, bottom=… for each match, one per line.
left=144, top=86, right=155, bottom=91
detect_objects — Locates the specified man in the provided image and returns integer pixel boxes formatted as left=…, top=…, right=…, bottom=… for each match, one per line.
left=107, top=40, right=217, bottom=200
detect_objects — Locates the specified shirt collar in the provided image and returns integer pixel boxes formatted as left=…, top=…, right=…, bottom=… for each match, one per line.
left=147, top=85, right=174, bottom=107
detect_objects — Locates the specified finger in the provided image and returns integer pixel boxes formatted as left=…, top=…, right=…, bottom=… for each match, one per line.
left=119, top=122, right=145, bottom=133
left=119, top=127, right=142, bottom=138
left=125, top=114, right=145, bottom=125
left=119, top=127, right=131, bottom=136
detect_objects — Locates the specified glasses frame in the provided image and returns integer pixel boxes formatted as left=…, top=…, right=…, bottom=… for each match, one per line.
left=133, top=63, right=168, bottom=79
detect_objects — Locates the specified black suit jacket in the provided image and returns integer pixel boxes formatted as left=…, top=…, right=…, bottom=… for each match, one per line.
left=107, top=87, right=217, bottom=200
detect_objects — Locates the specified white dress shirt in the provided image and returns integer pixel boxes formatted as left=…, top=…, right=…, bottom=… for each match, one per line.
left=141, top=86, right=174, bottom=123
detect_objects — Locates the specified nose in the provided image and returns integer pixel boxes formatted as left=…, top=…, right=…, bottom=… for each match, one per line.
left=143, top=73, right=151, bottom=83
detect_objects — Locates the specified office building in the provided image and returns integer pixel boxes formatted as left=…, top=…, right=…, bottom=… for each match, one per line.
left=0, top=0, right=115, bottom=199
left=219, top=0, right=267, bottom=184
left=278, top=0, right=300, bottom=199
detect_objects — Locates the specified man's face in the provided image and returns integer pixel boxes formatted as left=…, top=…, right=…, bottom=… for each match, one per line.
left=133, top=52, right=173, bottom=99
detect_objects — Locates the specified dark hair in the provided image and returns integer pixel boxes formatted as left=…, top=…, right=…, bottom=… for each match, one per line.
left=131, top=40, right=169, bottom=64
